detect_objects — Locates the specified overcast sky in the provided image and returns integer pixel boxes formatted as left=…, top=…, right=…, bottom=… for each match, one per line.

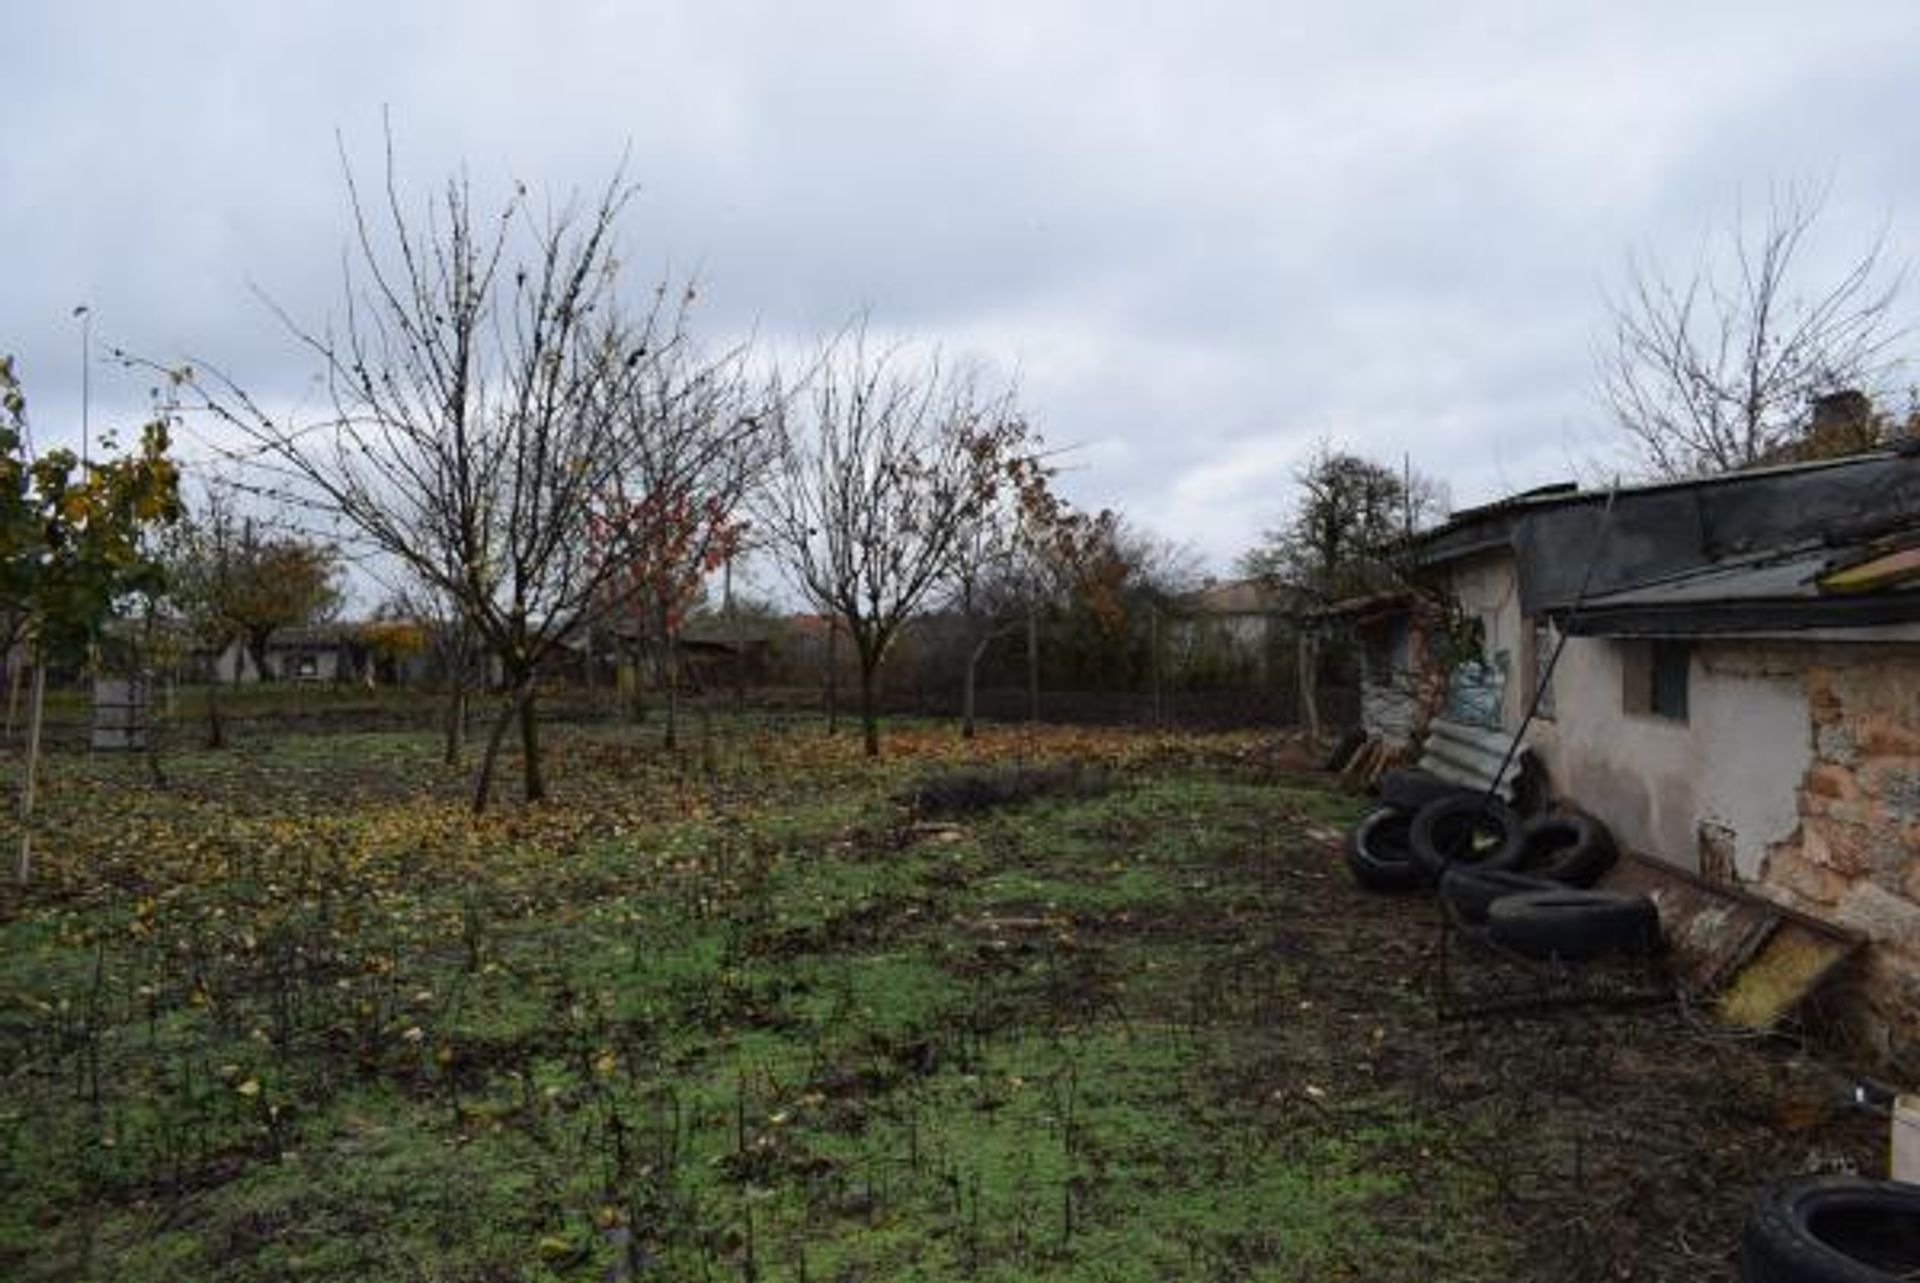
left=8, top=0, right=1920, bottom=583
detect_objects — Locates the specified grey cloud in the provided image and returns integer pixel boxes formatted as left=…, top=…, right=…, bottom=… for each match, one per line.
left=8, top=0, right=1920, bottom=572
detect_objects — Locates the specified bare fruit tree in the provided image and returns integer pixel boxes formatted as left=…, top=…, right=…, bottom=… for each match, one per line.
left=168, top=135, right=676, bottom=809
left=1599, top=184, right=1905, bottom=478
left=946, top=443, right=1110, bottom=739
left=595, top=325, right=773, bottom=749
left=760, top=326, right=1024, bottom=757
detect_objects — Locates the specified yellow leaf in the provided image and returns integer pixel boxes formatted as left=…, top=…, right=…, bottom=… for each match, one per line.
left=236, top=1079, right=261, bottom=1098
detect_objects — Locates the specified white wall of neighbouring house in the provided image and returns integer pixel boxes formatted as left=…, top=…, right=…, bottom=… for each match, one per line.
left=1421, top=540, right=1920, bottom=1066
left=1526, top=639, right=1811, bottom=878
left=211, top=638, right=261, bottom=685
left=1428, top=548, right=1813, bottom=877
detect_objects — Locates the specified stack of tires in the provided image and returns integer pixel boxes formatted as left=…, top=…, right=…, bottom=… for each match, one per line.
left=1345, top=768, right=1661, bottom=962
left=1739, top=1176, right=1920, bottom=1282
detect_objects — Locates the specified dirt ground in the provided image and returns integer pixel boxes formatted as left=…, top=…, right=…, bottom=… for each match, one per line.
left=1233, top=772, right=1887, bottom=1283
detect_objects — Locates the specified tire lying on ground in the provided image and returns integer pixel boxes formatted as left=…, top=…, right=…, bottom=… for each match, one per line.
left=1345, top=807, right=1431, bottom=892
left=1374, top=767, right=1474, bottom=815
left=1485, top=889, right=1661, bottom=961
left=1438, top=867, right=1560, bottom=927
left=1739, top=1176, right=1920, bottom=1283
left=1518, top=811, right=1618, bottom=887
left=1408, top=794, right=1526, bottom=877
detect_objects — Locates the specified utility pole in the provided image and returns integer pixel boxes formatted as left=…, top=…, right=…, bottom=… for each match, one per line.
left=74, top=305, right=91, bottom=466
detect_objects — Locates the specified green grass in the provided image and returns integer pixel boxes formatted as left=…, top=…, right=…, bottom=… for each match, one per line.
left=0, top=720, right=1517, bottom=1282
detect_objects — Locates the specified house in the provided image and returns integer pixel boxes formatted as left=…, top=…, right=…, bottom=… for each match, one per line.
left=1166, top=575, right=1309, bottom=688
left=1344, top=448, right=1920, bottom=1067
left=208, top=624, right=364, bottom=684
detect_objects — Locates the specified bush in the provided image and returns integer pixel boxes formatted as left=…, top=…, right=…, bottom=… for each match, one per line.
left=900, top=761, right=1114, bottom=818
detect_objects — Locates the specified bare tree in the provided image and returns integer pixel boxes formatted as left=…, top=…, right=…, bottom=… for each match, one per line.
left=759, top=326, right=1021, bottom=757
left=383, top=577, right=482, bottom=766
left=1599, top=184, right=1905, bottom=478
left=946, top=444, right=1110, bottom=738
left=594, top=329, right=772, bottom=749
left=164, top=132, right=671, bottom=809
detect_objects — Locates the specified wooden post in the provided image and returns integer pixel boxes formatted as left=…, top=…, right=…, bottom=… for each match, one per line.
left=826, top=618, right=839, bottom=734
left=1149, top=605, right=1163, bottom=727
left=1298, top=628, right=1321, bottom=742
left=1026, top=604, right=1040, bottom=726
left=4, top=646, right=20, bottom=742
left=16, top=658, right=47, bottom=885
left=727, top=554, right=745, bottom=713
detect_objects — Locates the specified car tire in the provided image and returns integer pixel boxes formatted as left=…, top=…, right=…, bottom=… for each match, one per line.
left=1375, top=767, right=1474, bottom=815
left=1739, top=1176, right=1920, bottom=1283
left=1518, top=812, right=1618, bottom=887
left=1485, top=889, right=1661, bottom=961
left=1345, top=807, right=1430, bottom=892
left=1408, top=794, right=1525, bottom=877
left=1438, top=867, right=1560, bottom=927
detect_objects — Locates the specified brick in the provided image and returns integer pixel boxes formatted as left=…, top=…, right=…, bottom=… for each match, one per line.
left=1859, top=760, right=1920, bottom=820
left=1817, top=724, right=1860, bottom=766
left=1859, top=712, right=1920, bottom=757
left=1806, top=669, right=1843, bottom=720
left=1802, top=819, right=1874, bottom=876
left=1804, top=763, right=1861, bottom=801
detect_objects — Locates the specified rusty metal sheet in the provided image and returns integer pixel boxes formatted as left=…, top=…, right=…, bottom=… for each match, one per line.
left=1600, top=852, right=1860, bottom=1027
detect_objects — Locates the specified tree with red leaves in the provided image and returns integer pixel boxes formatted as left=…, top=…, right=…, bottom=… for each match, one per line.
left=593, top=335, right=771, bottom=748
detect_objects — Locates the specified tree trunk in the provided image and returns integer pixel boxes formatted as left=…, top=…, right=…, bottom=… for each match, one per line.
left=859, top=658, right=880, bottom=758
left=248, top=629, right=272, bottom=683
left=519, top=683, right=546, bottom=802
left=472, top=685, right=523, bottom=814
left=139, top=618, right=165, bottom=789
left=205, top=671, right=226, bottom=750
left=660, top=630, right=679, bottom=752
left=627, top=635, right=648, bottom=723
left=16, top=660, right=46, bottom=886
left=825, top=621, right=839, bottom=735
left=962, top=632, right=993, bottom=740
left=3, top=642, right=19, bottom=742
left=1026, top=605, right=1040, bottom=726
left=1298, top=629, right=1322, bottom=742
left=1149, top=605, right=1163, bottom=727
left=726, top=554, right=745, bottom=713
left=443, top=680, right=466, bottom=766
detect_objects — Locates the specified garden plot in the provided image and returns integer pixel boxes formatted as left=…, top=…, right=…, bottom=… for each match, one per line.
left=0, top=721, right=1886, bottom=1282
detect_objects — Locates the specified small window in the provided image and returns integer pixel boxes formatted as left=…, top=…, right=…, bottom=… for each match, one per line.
left=1650, top=641, right=1689, bottom=720
left=1622, top=639, right=1689, bottom=722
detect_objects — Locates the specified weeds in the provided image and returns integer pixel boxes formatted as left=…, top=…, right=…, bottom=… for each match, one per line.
left=0, top=719, right=1878, bottom=1281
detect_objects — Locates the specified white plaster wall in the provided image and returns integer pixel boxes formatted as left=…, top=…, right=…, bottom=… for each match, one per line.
left=1442, top=553, right=1525, bottom=732
left=1425, top=549, right=1813, bottom=874
left=1528, top=638, right=1810, bottom=875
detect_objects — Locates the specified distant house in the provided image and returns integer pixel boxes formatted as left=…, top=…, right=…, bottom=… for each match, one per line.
left=1166, top=575, right=1308, bottom=688
left=1341, top=449, right=1920, bottom=1067
left=208, top=624, right=363, bottom=684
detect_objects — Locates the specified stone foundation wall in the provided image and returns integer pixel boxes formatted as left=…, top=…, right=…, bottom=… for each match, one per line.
left=1760, top=651, right=1920, bottom=1071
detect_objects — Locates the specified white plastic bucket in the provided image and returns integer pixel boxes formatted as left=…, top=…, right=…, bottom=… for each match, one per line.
left=1895, top=1094, right=1920, bottom=1183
